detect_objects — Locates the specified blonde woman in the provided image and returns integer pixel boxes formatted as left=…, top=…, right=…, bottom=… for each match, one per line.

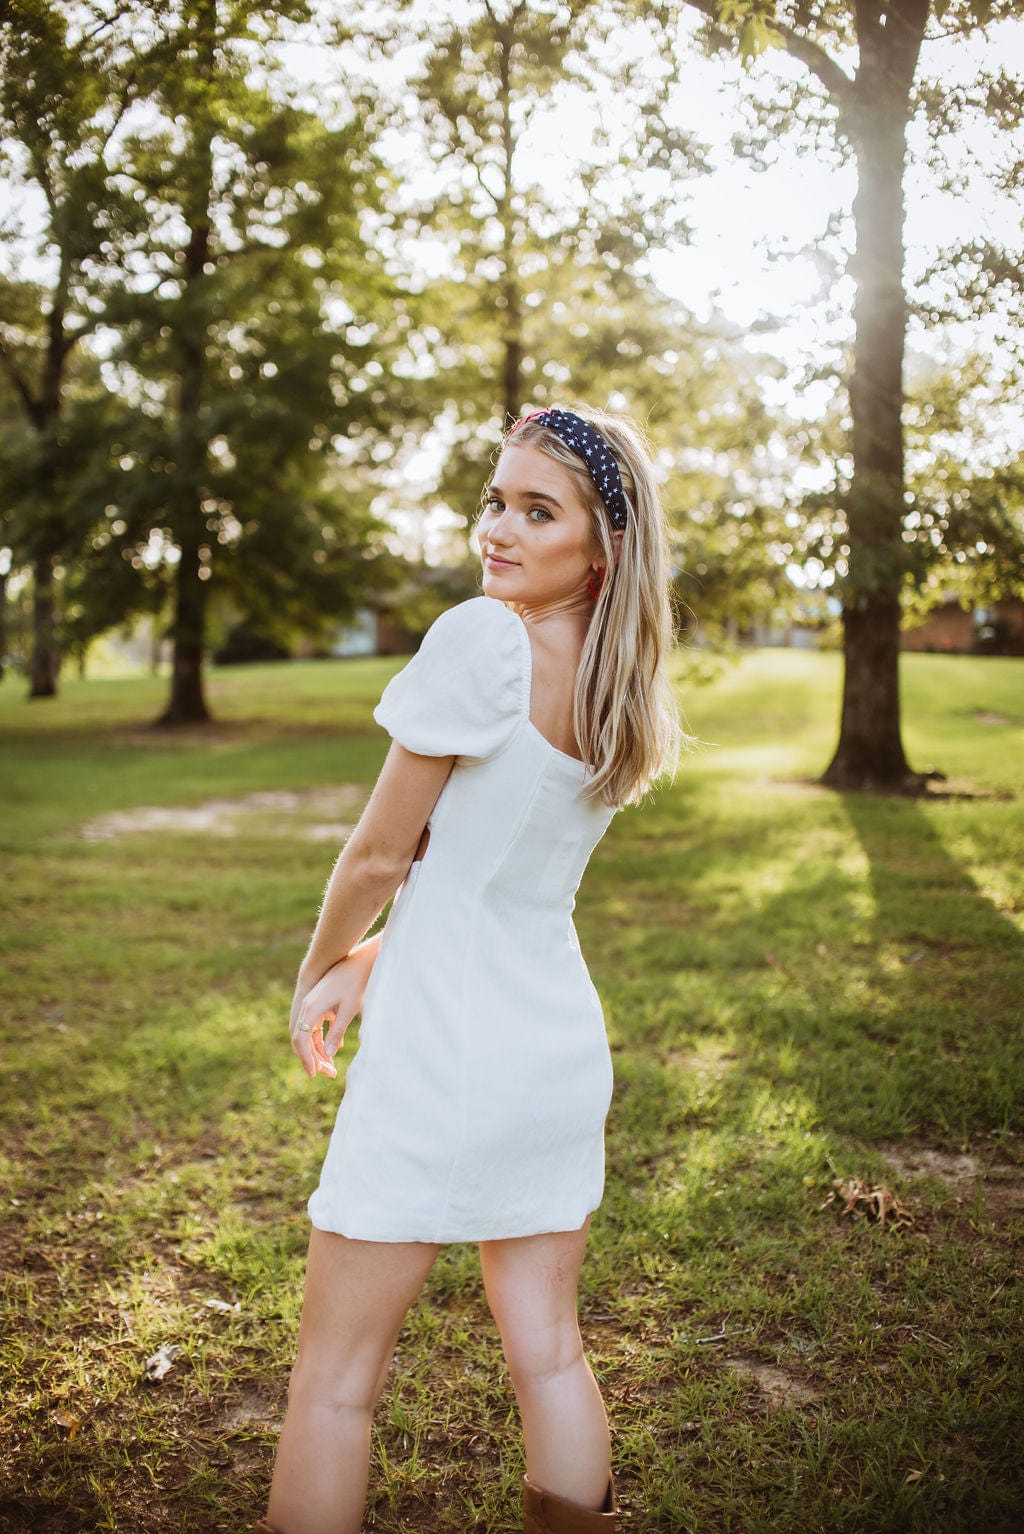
left=258, top=406, right=678, bottom=1534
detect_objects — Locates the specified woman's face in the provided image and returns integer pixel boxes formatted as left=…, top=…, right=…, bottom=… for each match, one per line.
left=476, top=443, right=601, bottom=608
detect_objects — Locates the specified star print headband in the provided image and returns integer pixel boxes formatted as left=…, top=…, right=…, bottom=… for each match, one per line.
left=509, top=408, right=629, bottom=530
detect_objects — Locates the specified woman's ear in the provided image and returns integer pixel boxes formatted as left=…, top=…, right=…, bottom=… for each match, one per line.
left=591, top=529, right=622, bottom=572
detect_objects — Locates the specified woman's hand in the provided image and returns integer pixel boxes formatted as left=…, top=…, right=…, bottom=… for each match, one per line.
left=290, top=941, right=378, bottom=1079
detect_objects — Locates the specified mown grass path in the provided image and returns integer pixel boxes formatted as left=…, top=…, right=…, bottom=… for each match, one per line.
left=1, top=650, right=1022, bottom=1532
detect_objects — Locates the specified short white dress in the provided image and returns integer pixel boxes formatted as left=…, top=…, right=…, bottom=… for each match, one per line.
left=307, top=596, right=616, bottom=1243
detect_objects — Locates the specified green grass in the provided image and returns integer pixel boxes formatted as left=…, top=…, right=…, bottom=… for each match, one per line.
left=1, top=649, right=1022, bottom=1532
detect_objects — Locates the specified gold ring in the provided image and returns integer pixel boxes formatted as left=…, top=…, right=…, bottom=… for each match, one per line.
left=297, top=1021, right=318, bottom=1033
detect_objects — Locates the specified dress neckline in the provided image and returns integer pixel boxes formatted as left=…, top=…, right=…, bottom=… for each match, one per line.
left=499, top=602, right=589, bottom=772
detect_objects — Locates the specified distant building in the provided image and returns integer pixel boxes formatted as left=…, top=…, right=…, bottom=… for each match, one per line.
left=325, top=609, right=378, bottom=657
left=901, top=597, right=1024, bottom=656
left=326, top=607, right=424, bottom=658
left=326, top=566, right=481, bottom=658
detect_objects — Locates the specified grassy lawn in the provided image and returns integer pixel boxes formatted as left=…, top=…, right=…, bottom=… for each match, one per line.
left=1, top=649, right=1022, bottom=1533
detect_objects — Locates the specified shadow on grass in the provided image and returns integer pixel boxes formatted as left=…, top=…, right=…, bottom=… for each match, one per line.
left=833, top=791, right=1023, bottom=1143
left=605, top=786, right=1024, bottom=1147
left=586, top=784, right=1024, bottom=1532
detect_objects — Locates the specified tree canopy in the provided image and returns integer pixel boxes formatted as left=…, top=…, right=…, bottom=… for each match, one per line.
left=0, top=0, right=1020, bottom=774
left=667, top=0, right=1023, bottom=785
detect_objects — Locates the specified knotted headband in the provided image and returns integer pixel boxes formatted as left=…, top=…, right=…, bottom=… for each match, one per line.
left=509, top=408, right=629, bottom=531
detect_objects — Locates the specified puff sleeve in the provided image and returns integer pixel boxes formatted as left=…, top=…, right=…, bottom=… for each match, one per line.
left=373, top=597, right=529, bottom=761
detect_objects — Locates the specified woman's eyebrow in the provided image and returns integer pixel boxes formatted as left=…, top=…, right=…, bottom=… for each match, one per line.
left=488, top=481, right=564, bottom=509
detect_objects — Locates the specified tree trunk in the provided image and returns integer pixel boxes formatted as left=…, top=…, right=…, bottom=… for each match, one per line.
left=157, top=0, right=215, bottom=726
left=822, top=2, right=927, bottom=791
left=28, top=553, right=59, bottom=698
left=497, top=19, right=523, bottom=426
left=19, top=260, right=70, bottom=700
left=159, top=499, right=209, bottom=724
left=0, top=562, right=7, bottom=682
left=158, top=315, right=211, bottom=724
left=822, top=112, right=911, bottom=788
left=502, top=294, right=523, bottom=428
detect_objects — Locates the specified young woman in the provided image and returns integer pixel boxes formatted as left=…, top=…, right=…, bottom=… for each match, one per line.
left=257, top=405, right=678, bottom=1534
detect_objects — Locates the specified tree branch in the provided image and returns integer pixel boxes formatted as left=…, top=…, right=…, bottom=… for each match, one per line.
left=680, top=2, right=855, bottom=111
left=767, top=18, right=856, bottom=110
left=99, top=71, right=139, bottom=158
left=0, top=331, right=44, bottom=431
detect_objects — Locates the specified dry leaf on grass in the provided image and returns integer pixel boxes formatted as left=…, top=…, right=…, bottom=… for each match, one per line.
left=52, top=1410, right=80, bottom=1440
left=819, top=1177, right=916, bottom=1231
left=144, top=1343, right=182, bottom=1383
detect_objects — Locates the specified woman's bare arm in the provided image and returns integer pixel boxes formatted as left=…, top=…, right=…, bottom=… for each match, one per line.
left=289, top=743, right=454, bottom=1077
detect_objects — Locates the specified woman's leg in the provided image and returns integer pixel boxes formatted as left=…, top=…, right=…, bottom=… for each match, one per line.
left=479, top=1221, right=611, bottom=1510
left=265, top=1229, right=439, bottom=1534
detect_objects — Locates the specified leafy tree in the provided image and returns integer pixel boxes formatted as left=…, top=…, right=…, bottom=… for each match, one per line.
left=0, top=333, right=145, bottom=676
left=108, top=0, right=410, bottom=722
left=902, top=351, right=1024, bottom=612
left=0, top=0, right=141, bottom=696
left=670, top=0, right=1024, bottom=789
left=383, top=1, right=709, bottom=493
left=370, top=0, right=796, bottom=637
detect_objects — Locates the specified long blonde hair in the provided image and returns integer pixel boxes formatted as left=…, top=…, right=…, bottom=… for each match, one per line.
left=507, top=406, right=680, bottom=808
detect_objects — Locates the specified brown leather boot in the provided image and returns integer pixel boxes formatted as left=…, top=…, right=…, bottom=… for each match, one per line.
left=254, top=1521, right=282, bottom=1533
left=522, top=1474, right=617, bottom=1533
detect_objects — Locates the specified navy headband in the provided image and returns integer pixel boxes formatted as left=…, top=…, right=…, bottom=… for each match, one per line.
left=509, top=407, right=629, bottom=531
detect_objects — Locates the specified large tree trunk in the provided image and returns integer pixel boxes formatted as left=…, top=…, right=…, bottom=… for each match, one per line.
left=822, top=1, right=928, bottom=792
left=28, top=552, right=59, bottom=698
left=159, top=487, right=209, bottom=725
left=19, top=269, right=70, bottom=700
left=157, top=0, right=214, bottom=726
left=822, top=116, right=911, bottom=788
left=158, top=308, right=212, bottom=723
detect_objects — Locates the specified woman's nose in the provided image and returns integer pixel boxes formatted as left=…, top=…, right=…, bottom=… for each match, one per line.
left=486, top=509, right=515, bottom=545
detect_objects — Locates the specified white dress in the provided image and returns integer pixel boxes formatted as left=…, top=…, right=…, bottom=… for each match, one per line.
left=307, top=596, right=616, bottom=1243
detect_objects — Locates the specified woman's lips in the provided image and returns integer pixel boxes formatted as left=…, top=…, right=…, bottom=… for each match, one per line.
left=484, top=554, right=518, bottom=570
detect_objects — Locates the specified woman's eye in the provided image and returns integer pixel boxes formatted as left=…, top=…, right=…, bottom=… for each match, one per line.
left=481, top=498, right=503, bottom=516
left=529, top=506, right=553, bottom=523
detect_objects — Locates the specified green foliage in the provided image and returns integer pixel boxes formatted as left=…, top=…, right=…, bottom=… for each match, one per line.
left=3, top=0, right=1021, bottom=709
left=0, top=1, right=425, bottom=696
left=672, top=0, right=1024, bottom=600
left=103, top=0, right=413, bottom=710
left=371, top=0, right=792, bottom=632
left=902, top=352, right=1024, bottom=608
left=0, top=1, right=149, bottom=687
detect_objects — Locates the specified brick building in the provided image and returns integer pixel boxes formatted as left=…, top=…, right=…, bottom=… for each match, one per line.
left=901, top=596, right=1024, bottom=655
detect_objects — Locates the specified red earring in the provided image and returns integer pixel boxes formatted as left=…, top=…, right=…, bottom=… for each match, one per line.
left=586, top=567, right=605, bottom=601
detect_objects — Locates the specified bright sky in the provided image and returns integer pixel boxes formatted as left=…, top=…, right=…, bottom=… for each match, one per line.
left=8, top=0, right=1018, bottom=398
left=651, top=16, right=1023, bottom=322
left=280, top=3, right=1023, bottom=424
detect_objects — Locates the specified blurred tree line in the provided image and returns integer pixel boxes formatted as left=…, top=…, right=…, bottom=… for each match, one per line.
left=1, top=0, right=1021, bottom=784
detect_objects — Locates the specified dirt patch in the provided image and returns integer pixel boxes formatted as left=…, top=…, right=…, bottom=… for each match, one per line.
left=879, top=1141, right=1024, bottom=1223
left=978, top=1167, right=1024, bottom=1220
left=880, top=1144, right=979, bottom=1190
left=973, top=711, right=1020, bottom=726
left=81, top=785, right=366, bottom=844
left=219, top=1388, right=283, bottom=1433
left=723, top=1355, right=822, bottom=1411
